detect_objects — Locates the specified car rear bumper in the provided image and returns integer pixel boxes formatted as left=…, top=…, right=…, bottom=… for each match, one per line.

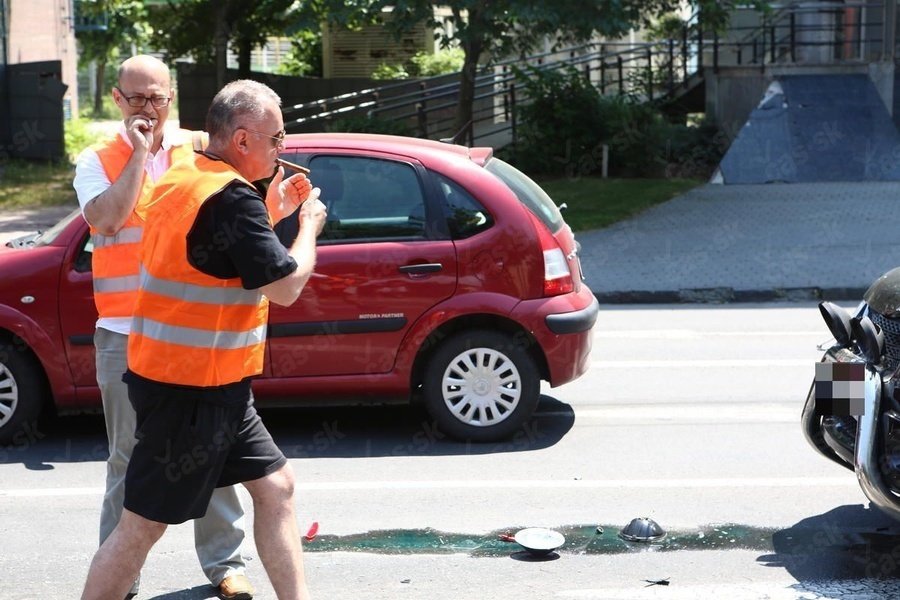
left=546, top=295, right=599, bottom=334
left=510, top=286, right=598, bottom=386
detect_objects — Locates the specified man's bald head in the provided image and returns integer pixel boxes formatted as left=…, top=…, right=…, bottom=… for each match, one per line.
left=117, top=55, right=171, bottom=90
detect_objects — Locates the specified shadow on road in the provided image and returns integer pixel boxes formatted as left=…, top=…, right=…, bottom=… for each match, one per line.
left=146, top=585, right=218, bottom=600
left=266, top=395, right=575, bottom=458
left=0, top=395, right=575, bottom=467
left=758, top=504, right=900, bottom=580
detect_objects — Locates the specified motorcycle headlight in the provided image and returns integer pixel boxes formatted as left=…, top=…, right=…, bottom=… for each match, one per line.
left=819, top=301, right=853, bottom=347
left=851, top=315, right=885, bottom=363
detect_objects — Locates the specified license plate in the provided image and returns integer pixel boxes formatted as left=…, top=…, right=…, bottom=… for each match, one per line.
left=814, top=361, right=865, bottom=416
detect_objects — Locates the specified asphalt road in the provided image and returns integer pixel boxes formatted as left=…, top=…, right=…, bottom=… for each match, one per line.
left=2, top=303, right=899, bottom=599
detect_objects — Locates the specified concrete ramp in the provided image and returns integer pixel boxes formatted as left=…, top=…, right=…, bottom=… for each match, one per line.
left=716, top=74, right=900, bottom=183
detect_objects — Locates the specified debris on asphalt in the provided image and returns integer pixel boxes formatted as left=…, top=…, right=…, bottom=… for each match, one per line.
left=304, top=521, right=319, bottom=542
left=619, top=517, right=667, bottom=543
left=514, top=528, right=565, bottom=556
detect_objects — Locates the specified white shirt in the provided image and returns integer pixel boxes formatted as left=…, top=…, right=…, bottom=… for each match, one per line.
left=73, top=124, right=187, bottom=335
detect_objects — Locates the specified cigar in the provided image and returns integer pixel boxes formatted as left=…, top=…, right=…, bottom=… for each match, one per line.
left=275, top=157, right=310, bottom=175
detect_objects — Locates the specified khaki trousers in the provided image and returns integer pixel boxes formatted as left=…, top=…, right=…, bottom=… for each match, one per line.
left=95, top=327, right=248, bottom=586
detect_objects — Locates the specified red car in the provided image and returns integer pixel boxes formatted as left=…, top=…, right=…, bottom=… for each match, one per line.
left=0, top=133, right=597, bottom=444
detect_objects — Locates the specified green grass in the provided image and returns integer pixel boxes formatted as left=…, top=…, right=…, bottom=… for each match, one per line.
left=0, top=144, right=702, bottom=227
left=0, top=160, right=77, bottom=210
left=79, top=95, right=120, bottom=120
left=65, top=118, right=108, bottom=163
left=538, top=176, right=703, bottom=232
left=0, top=117, right=113, bottom=210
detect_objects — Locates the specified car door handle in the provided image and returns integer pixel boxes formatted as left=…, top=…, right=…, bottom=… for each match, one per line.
left=399, top=263, right=443, bottom=275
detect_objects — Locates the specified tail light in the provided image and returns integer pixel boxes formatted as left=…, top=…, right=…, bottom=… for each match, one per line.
left=526, top=212, right=573, bottom=297
left=543, top=248, right=574, bottom=296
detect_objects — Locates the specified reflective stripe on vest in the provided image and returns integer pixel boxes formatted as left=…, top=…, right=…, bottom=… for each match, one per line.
left=127, top=153, right=268, bottom=387
left=93, top=274, right=140, bottom=294
left=132, top=316, right=266, bottom=350
left=89, top=130, right=199, bottom=319
left=139, top=266, right=261, bottom=305
left=92, top=226, right=142, bottom=248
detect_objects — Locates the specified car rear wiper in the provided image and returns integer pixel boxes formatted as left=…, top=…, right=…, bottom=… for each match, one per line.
left=5, top=231, right=41, bottom=248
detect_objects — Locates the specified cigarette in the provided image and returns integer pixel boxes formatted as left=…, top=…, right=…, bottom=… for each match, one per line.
left=275, top=157, right=310, bottom=175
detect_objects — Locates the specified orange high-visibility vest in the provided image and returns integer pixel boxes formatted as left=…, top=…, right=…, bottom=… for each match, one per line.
left=89, top=129, right=205, bottom=319
left=127, top=153, right=270, bottom=387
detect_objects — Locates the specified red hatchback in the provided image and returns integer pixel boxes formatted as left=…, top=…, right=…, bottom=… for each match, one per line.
left=0, top=133, right=597, bottom=444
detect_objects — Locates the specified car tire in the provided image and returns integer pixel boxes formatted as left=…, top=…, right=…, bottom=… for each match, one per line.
left=0, top=342, right=45, bottom=446
left=423, top=330, right=540, bottom=442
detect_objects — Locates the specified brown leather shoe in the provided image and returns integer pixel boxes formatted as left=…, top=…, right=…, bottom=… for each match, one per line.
left=218, top=574, right=254, bottom=600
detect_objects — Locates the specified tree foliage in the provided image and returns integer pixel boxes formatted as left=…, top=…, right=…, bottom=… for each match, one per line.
left=409, top=48, right=465, bottom=77
left=147, top=0, right=296, bottom=86
left=273, top=30, right=323, bottom=77
left=75, top=0, right=150, bottom=115
left=312, top=0, right=704, bottom=141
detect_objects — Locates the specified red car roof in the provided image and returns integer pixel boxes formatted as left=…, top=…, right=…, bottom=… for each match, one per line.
left=283, top=133, right=494, bottom=167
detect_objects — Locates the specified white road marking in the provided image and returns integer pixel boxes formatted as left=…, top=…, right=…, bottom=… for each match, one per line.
left=537, top=403, right=799, bottom=423
left=592, top=359, right=811, bottom=368
left=0, top=476, right=854, bottom=498
left=0, top=487, right=104, bottom=497
left=596, top=330, right=823, bottom=339
left=557, top=581, right=896, bottom=599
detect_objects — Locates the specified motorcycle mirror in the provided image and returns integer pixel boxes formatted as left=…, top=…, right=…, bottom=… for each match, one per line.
left=850, top=316, right=884, bottom=363
left=819, top=301, right=853, bottom=347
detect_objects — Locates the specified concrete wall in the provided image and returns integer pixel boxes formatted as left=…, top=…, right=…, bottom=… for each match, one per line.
left=707, top=62, right=895, bottom=141
left=705, top=67, right=770, bottom=140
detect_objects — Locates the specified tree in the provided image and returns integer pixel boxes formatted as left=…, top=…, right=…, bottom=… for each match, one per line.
left=147, top=0, right=296, bottom=89
left=75, top=0, right=150, bottom=116
left=313, top=0, right=694, bottom=142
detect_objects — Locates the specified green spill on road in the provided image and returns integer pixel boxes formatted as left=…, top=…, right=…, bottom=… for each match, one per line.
left=302, top=524, right=778, bottom=555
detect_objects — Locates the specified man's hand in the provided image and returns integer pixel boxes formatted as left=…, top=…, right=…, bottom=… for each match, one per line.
left=298, top=193, right=327, bottom=236
left=124, top=114, right=155, bottom=154
left=259, top=191, right=327, bottom=307
left=266, top=167, right=314, bottom=222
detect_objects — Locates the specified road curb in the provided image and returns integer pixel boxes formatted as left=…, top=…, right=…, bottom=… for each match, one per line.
left=593, top=286, right=870, bottom=304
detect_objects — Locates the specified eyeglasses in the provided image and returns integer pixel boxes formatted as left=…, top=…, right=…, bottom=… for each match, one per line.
left=242, top=127, right=286, bottom=148
left=115, top=86, right=172, bottom=109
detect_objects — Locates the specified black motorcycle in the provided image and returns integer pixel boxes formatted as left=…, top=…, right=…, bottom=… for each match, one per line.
left=804, top=267, right=900, bottom=520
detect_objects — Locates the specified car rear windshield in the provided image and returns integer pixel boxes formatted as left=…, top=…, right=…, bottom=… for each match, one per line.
left=485, top=158, right=564, bottom=233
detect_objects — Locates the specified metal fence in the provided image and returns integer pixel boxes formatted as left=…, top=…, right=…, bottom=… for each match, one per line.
left=282, top=1, right=889, bottom=147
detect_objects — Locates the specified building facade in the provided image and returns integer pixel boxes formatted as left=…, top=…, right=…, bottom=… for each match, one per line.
left=4, top=0, right=78, bottom=115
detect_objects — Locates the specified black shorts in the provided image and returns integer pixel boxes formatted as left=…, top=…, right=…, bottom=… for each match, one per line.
left=123, top=381, right=287, bottom=525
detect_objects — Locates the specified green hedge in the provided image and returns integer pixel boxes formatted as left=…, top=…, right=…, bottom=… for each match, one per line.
left=509, top=66, right=724, bottom=179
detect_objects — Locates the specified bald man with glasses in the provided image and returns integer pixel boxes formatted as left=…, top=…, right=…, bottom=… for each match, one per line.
left=73, top=55, right=254, bottom=600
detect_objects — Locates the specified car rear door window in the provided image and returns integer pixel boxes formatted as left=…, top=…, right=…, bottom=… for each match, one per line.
left=432, top=173, right=493, bottom=239
left=485, top=158, right=564, bottom=234
left=309, top=155, right=427, bottom=242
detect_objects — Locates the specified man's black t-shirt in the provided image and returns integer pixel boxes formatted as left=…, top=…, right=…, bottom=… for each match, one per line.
left=187, top=180, right=298, bottom=288
left=124, top=167, right=299, bottom=401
